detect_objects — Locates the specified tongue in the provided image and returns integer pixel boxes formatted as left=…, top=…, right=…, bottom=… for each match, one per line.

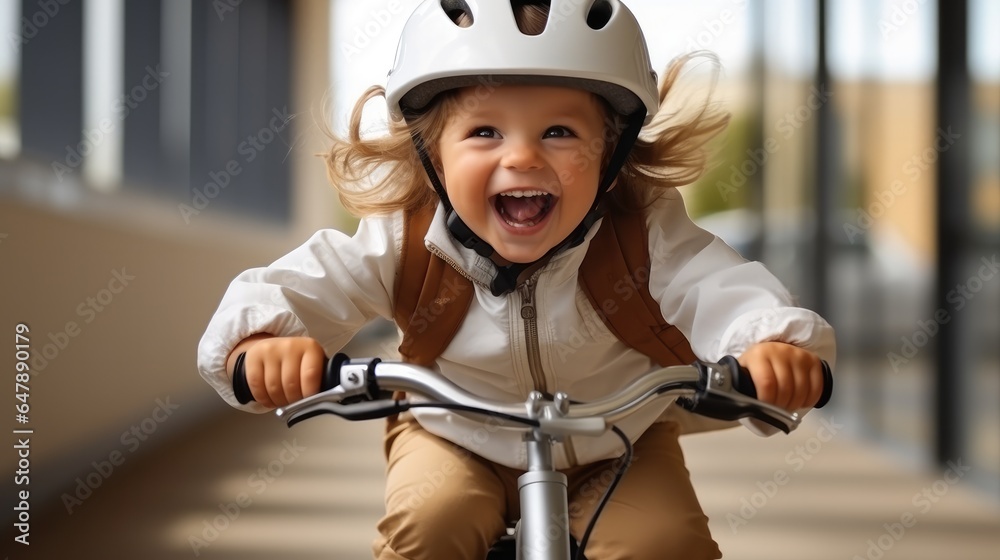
left=499, top=196, right=548, bottom=223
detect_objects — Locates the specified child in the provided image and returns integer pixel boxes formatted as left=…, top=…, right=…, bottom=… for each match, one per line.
left=198, top=1, right=836, bottom=558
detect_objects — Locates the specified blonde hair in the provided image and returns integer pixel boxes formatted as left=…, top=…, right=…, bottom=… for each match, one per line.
left=324, top=6, right=729, bottom=217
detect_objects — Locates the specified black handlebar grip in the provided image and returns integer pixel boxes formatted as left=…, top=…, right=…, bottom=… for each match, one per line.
left=718, top=355, right=757, bottom=399
left=231, top=352, right=336, bottom=405
left=723, top=355, right=834, bottom=409
left=815, top=360, right=834, bottom=409
left=232, top=351, right=254, bottom=405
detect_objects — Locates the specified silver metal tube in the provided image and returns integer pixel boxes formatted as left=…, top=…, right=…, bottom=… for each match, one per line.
left=374, top=363, right=530, bottom=416
left=278, top=363, right=704, bottom=426
left=525, top=434, right=554, bottom=472
left=375, top=362, right=701, bottom=421
left=518, top=469, right=570, bottom=560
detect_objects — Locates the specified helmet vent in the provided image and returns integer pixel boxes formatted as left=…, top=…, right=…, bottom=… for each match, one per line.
left=440, top=0, right=473, bottom=27
left=510, top=1, right=550, bottom=36
left=586, top=0, right=613, bottom=30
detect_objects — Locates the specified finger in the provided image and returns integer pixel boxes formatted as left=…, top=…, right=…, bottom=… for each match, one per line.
left=785, top=351, right=822, bottom=409
left=281, top=349, right=305, bottom=404
left=769, top=357, right=794, bottom=410
left=300, top=347, right=325, bottom=397
left=741, top=355, right=777, bottom=405
left=246, top=352, right=277, bottom=409
left=804, top=358, right=825, bottom=408
left=263, top=351, right=286, bottom=407
left=785, top=360, right=811, bottom=411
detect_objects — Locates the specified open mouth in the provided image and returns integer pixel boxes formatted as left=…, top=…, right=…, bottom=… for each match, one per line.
left=493, top=190, right=556, bottom=228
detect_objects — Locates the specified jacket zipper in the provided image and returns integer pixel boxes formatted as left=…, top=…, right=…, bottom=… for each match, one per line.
left=518, top=277, right=547, bottom=395
left=518, top=277, right=579, bottom=467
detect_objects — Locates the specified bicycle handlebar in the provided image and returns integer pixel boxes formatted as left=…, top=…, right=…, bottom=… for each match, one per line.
left=232, top=353, right=833, bottom=435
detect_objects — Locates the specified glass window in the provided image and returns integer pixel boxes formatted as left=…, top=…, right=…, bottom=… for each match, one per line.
left=0, top=1, right=19, bottom=159
left=1, top=1, right=291, bottom=223
left=82, top=0, right=124, bottom=191
left=825, top=0, right=939, bottom=463
left=963, top=0, right=1000, bottom=498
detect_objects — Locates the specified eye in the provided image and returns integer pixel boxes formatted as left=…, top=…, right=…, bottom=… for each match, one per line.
left=469, top=127, right=500, bottom=139
left=543, top=126, right=575, bottom=139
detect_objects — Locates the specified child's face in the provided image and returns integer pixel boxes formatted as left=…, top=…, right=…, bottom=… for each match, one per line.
left=437, top=85, right=609, bottom=264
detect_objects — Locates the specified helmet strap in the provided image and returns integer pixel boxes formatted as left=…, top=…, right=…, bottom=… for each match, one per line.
left=409, top=109, right=645, bottom=297
left=408, top=129, right=453, bottom=213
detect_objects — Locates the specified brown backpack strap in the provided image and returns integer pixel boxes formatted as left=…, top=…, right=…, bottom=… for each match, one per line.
left=394, top=205, right=474, bottom=366
left=579, top=211, right=697, bottom=367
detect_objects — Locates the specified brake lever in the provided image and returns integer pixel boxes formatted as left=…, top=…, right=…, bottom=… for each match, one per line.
left=279, top=398, right=410, bottom=427
left=678, top=358, right=802, bottom=433
left=678, top=392, right=800, bottom=433
left=275, top=354, right=385, bottom=422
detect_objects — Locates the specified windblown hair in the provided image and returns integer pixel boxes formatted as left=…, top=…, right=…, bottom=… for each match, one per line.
left=324, top=4, right=730, bottom=217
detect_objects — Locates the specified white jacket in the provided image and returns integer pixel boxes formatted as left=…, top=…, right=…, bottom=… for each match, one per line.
left=198, top=190, right=836, bottom=469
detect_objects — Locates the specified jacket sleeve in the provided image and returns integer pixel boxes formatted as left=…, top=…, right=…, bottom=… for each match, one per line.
left=197, top=212, right=402, bottom=413
left=646, top=190, right=837, bottom=434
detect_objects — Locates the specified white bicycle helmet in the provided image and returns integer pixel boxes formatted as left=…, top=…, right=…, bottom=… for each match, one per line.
left=386, top=0, right=658, bottom=122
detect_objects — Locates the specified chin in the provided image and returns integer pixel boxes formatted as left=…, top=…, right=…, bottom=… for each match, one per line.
left=492, top=244, right=550, bottom=265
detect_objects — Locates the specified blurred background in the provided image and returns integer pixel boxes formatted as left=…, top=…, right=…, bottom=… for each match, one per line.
left=1, top=0, right=997, bottom=558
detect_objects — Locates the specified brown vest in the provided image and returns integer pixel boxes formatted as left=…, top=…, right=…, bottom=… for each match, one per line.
left=392, top=205, right=697, bottom=368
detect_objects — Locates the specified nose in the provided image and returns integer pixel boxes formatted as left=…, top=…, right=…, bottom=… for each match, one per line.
left=501, top=137, right=544, bottom=171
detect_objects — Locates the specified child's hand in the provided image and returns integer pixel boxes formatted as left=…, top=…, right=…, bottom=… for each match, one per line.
left=737, top=342, right=825, bottom=410
left=227, top=334, right=327, bottom=409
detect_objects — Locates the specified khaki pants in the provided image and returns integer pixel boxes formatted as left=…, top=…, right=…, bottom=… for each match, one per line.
left=371, top=413, right=721, bottom=560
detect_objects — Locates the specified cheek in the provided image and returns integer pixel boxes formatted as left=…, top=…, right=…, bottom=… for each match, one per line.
left=568, top=145, right=604, bottom=180
left=439, top=161, right=490, bottom=211
left=445, top=155, right=491, bottom=184
left=559, top=154, right=601, bottom=190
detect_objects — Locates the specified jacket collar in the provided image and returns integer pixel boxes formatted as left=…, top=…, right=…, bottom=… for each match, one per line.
left=422, top=203, right=604, bottom=293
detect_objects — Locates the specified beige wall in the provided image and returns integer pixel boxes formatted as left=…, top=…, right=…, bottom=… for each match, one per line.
left=762, top=79, right=941, bottom=263
left=866, top=83, right=938, bottom=261
left=0, top=197, right=287, bottom=458
left=1, top=1, right=338, bottom=502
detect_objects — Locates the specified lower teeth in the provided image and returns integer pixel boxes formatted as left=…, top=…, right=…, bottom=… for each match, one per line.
left=505, top=217, right=537, bottom=228
left=496, top=196, right=551, bottom=228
